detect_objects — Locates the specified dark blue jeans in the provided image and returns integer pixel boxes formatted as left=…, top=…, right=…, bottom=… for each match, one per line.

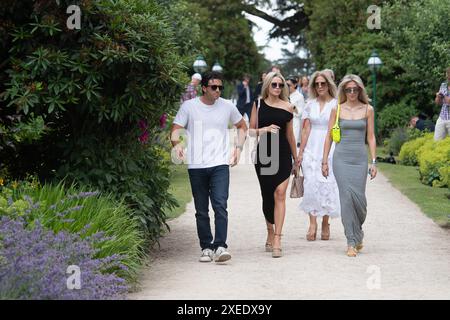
left=188, top=165, right=229, bottom=250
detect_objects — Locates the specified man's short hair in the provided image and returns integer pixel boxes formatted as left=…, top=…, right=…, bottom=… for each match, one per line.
left=287, top=76, right=298, bottom=85
left=201, top=71, right=223, bottom=88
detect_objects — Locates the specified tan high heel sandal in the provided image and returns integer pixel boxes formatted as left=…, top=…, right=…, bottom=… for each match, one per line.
left=306, top=224, right=317, bottom=241
left=321, top=223, right=330, bottom=240
left=272, top=234, right=283, bottom=258
left=265, top=227, right=274, bottom=252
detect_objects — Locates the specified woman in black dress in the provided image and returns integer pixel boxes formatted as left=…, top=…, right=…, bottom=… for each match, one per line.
left=249, top=71, right=299, bottom=258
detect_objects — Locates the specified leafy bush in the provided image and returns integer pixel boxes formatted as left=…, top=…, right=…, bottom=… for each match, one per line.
left=384, top=127, right=426, bottom=156
left=0, top=180, right=145, bottom=284
left=0, top=216, right=128, bottom=299
left=1, top=0, right=192, bottom=241
left=378, top=101, right=418, bottom=140
left=399, top=133, right=434, bottom=166
left=417, top=137, right=450, bottom=187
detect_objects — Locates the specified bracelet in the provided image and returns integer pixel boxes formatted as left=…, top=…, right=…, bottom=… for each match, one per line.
left=371, top=159, right=377, bottom=164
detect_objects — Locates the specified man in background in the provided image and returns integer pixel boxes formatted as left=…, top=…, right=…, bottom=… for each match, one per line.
left=181, top=73, right=202, bottom=103
left=434, top=67, right=450, bottom=140
left=236, top=75, right=253, bottom=122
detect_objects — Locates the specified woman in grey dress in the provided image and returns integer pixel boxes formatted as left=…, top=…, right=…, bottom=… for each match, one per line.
left=321, top=74, right=377, bottom=257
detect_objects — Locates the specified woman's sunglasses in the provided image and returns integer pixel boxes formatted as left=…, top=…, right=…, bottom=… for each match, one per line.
left=271, top=82, right=285, bottom=89
left=207, top=85, right=224, bottom=91
left=314, top=81, right=328, bottom=88
left=344, top=87, right=360, bottom=94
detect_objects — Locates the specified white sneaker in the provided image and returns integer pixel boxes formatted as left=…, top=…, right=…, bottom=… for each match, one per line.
left=214, top=247, right=231, bottom=263
left=199, top=249, right=214, bottom=262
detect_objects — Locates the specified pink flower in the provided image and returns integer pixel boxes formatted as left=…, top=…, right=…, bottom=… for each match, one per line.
left=159, top=113, right=167, bottom=129
left=138, top=119, right=148, bottom=130
left=139, top=131, right=149, bottom=144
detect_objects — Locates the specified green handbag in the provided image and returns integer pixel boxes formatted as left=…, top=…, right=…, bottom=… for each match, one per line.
left=331, top=100, right=341, bottom=143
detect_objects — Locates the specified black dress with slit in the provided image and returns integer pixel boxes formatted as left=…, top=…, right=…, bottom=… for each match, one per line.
left=254, top=100, right=293, bottom=224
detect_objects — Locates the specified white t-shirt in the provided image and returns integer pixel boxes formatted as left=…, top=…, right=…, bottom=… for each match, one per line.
left=173, top=97, right=243, bottom=169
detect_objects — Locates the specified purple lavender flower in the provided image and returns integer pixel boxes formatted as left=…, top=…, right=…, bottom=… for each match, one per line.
left=0, top=216, right=129, bottom=300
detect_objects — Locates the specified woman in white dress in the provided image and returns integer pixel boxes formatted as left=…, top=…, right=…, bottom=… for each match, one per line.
left=286, top=77, right=305, bottom=152
left=297, top=71, right=340, bottom=241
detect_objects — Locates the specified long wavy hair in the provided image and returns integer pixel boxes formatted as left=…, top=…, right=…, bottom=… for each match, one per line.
left=308, top=71, right=337, bottom=99
left=261, top=72, right=289, bottom=102
left=337, top=74, right=370, bottom=104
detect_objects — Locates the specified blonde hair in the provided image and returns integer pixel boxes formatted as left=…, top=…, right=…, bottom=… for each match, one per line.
left=261, top=72, right=289, bottom=102
left=337, top=74, right=370, bottom=104
left=322, top=68, right=335, bottom=81
left=308, top=71, right=337, bottom=99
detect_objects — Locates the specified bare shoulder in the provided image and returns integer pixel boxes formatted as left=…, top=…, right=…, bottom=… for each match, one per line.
left=287, top=103, right=294, bottom=113
left=282, top=101, right=294, bottom=113
left=367, top=104, right=375, bottom=113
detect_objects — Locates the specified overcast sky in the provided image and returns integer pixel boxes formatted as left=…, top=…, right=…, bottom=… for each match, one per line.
left=244, top=4, right=297, bottom=62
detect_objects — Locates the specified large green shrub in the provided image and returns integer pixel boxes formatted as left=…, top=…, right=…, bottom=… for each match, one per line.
left=383, top=127, right=425, bottom=156
left=378, top=101, right=418, bottom=140
left=417, top=137, right=450, bottom=188
left=383, top=0, right=450, bottom=117
left=0, top=180, right=145, bottom=285
left=1, top=0, right=198, bottom=241
left=399, top=133, right=433, bottom=166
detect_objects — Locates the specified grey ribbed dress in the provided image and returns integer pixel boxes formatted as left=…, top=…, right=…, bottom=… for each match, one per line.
left=332, top=118, right=368, bottom=247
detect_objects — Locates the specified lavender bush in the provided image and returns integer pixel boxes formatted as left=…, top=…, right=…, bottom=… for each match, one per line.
left=0, top=181, right=145, bottom=285
left=0, top=216, right=129, bottom=300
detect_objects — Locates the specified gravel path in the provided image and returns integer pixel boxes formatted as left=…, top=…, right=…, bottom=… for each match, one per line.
left=130, top=162, right=450, bottom=300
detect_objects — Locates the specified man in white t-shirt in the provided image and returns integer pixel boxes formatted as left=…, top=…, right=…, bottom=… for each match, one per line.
left=170, top=71, right=248, bottom=263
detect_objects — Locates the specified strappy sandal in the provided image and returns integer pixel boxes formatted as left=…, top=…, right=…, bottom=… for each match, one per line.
left=306, top=224, right=317, bottom=241
left=272, top=234, right=283, bottom=258
left=265, top=227, right=274, bottom=252
left=321, top=223, right=330, bottom=240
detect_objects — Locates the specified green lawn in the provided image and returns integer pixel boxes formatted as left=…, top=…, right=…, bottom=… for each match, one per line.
left=165, top=164, right=192, bottom=220
left=378, top=162, right=450, bottom=228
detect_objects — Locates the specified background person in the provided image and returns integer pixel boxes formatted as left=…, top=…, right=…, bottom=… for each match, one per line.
left=181, top=73, right=202, bottom=103
left=434, top=67, right=450, bottom=140
left=237, top=75, right=254, bottom=122
left=286, top=77, right=305, bottom=150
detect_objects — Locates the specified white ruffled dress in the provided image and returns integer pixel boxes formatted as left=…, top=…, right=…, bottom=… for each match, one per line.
left=299, top=98, right=341, bottom=218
